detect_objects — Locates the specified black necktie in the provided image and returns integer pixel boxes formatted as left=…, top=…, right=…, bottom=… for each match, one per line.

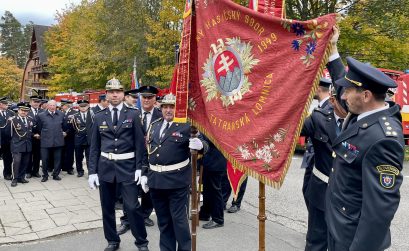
left=23, top=117, right=27, bottom=127
left=338, top=118, right=344, bottom=131
left=112, top=108, right=118, bottom=126
left=82, top=113, right=86, bottom=122
left=160, top=122, right=169, bottom=139
left=143, top=111, right=149, bottom=130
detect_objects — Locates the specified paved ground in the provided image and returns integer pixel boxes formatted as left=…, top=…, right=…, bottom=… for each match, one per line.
left=0, top=154, right=408, bottom=250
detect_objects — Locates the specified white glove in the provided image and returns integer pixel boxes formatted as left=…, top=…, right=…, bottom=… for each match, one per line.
left=189, top=138, right=203, bottom=150
left=88, top=174, right=100, bottom=190
left=135, top=170, right=142, bottom=185
left=141, top=176, right=149, bottom=193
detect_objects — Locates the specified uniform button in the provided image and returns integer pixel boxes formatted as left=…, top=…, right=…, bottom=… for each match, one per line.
left=392, top=131, right=397, bottom=136
left=156, top=154, right=160, bottom=157
left=344, top=154, right=347, bottom=158
left=362, top=123, right=368, bottom=128
left=382, top=117, right=387, bottom=120
left=342, top=207, right=346, bottom=211
left=331, top=168, right=334, bottom=172
left=159, top=145, right=161, bottom=148
left=387, top=126, right=392, bottom=130
left=386, top=131, right=391, bottom=135
left=115, top=138, right=118, bottom=141
left=385, top=122, right=390, bottom=126
left=115, top=148, right=117, bottom=151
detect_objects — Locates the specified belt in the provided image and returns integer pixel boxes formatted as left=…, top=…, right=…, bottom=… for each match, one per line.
left=312, top=167, right=329, bottom=183
left=101, top=152, right=135, bottom=160
left=150, top=159, right=190, bottom=172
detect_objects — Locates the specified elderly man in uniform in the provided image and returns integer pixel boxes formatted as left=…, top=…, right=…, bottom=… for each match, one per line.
left=300, top=81, right=347, bottom=251
left=72, top=100, right=93, bottom=177
left=88, top=78, right=149, bottom=251
left=10, top=102, right=34, bottom=187
left=325, top=57, right=404, bottom=251
left=0, top=97, right=15, bottom=180
left=35, top=100, right=67, bottom=182
left=141, top=93, right=207, bottom=251
left=26, top=95, right=43, bottom=178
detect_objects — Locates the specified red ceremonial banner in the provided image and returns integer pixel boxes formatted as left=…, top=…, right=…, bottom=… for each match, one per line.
left=248, top=0, right=285, bottom=17
left=188, top=0, right=337, bottom=188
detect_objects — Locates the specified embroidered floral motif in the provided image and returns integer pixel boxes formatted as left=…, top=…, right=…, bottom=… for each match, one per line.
left=282, top=19, right=328, bottom=66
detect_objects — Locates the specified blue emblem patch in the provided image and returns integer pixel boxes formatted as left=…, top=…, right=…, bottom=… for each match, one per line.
left=380, top=173, right=395, bottom=189
left=376, top=165, right=399, bottom=189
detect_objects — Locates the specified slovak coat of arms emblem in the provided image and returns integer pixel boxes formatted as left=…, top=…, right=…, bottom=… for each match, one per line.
left=201, top=37, right=259, bottom=107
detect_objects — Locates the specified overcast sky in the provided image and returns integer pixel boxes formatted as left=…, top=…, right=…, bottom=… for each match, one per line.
left=0, top=0, right=82, bottom=25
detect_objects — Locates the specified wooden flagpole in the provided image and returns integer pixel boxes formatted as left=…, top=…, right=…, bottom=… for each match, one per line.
left=258, top=181, right=266, bottom=251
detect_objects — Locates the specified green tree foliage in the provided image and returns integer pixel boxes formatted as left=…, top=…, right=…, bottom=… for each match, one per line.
left=45, top=0, right=154, bottom=94
left=0, top=57, right=23, bottom=100
left=145, top=0, right=185, bottom=88
left=337, top=0, right=409, bottom=70
left=0, top=11, right=28, bottom=68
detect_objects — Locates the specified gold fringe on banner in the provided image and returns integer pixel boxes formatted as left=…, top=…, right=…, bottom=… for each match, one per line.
left=188, top=29, right=335, bottom=189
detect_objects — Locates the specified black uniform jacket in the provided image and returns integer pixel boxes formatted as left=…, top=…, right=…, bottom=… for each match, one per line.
left=325, top=103, right=404, bottom=251
left=202, top=135, right=227, bottom=172
left=89, top=106, right=146, bottom=183
left=72, top=110, right=93, bottom=146
left=145, top=119, right=208, bottom=190
left=35, top=110, right=66, bottom=148
left=0, top=109, right=15, bottom=144
left=301, top=105, right=338, bottom=211
left=10, top=116, right=34, bottom=153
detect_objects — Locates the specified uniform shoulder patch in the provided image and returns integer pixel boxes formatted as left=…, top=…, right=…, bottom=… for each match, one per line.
left=378, top=117, right=399, bottom=137
left=376, top=165, right=399, bottom=189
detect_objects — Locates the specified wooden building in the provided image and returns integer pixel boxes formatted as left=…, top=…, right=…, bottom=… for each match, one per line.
left=20, top=25, right=51, bottom=100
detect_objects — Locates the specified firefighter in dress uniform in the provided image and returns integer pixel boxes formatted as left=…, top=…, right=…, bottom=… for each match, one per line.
left=141, top=93, right=208, bottom=251
left=0, top=97, right=14, bottom=180
left=300, top=81, right=347, bottom=251
left=26, top=95, right=43, bottom=178
left=10, top=102, right=34, bottom=187
left=72, top=100, right=93, bottom=177
left=88, top=78, right=149, bottom=251
left=325, top=57, right=404, bottom=251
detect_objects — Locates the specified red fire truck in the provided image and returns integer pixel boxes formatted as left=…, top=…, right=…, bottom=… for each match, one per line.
left=54, top=90, right=106, bottom=107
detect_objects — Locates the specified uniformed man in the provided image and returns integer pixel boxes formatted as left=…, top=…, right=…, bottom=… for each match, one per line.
left=72, top=100, right=93, bottom=177
left=199, top=136, right=226, bottom=229
left=138, top=85, right=162, bottom=225
left=0, top=97, right=14, bottom=180
left=92, top=94, right=109, bottom=113
left=300, top=82, right=347, bottom=251
left=35, top=100, right=67, bottom=182
left=10, top=102, right=34, bottom=187
left=325, top=57, right=404, bottom=251
left=124, top=89, right=138, bottom=108
left=141, top=93, right=207, bottom=251
left=117, top=86, right=160, bottom=236
left=301, top=78, right=332, bottom=206
left=26, top=95, right=43, bottom=178
left=61, top=99, right=77, bottom=175
left=88, top=78, right=149, bottom=251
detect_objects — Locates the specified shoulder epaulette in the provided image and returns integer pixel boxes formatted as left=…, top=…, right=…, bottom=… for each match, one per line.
left=379, top=116, right=399, bottom=138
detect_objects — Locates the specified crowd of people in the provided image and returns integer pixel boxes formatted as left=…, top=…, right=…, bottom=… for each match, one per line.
left=0, top=25, right=405, bottom=251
